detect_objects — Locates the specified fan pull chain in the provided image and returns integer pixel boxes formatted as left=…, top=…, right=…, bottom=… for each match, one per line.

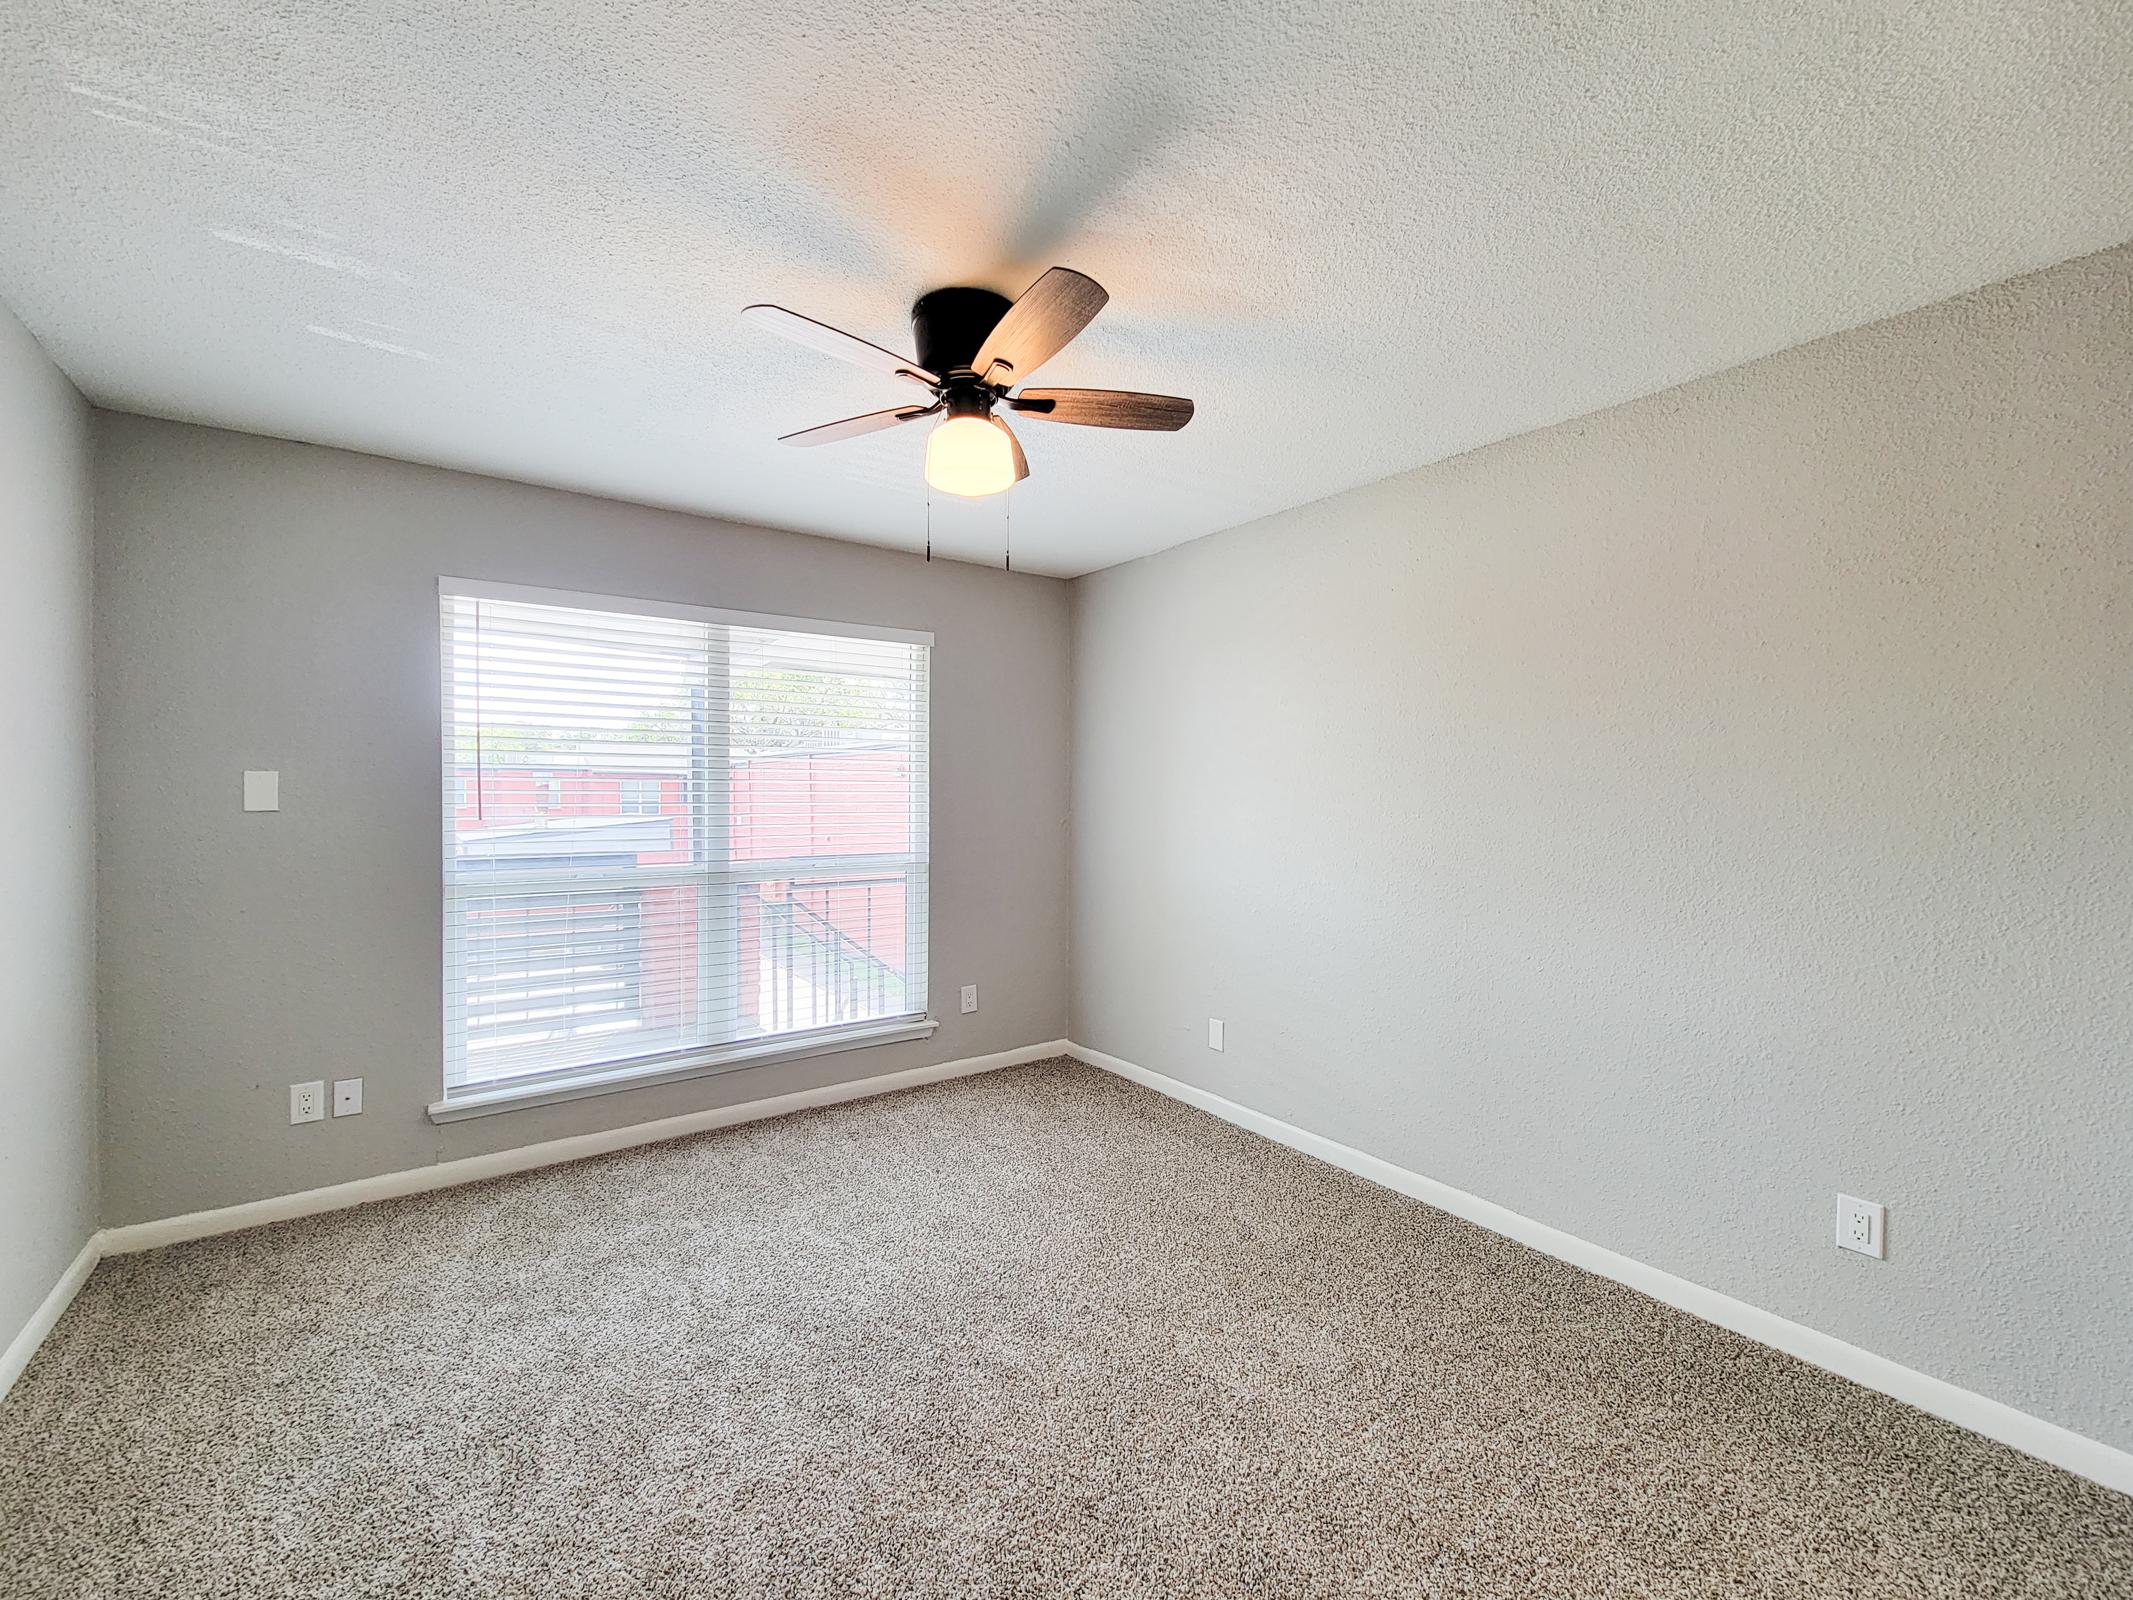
left=922, top=484, right=1014, bottom=568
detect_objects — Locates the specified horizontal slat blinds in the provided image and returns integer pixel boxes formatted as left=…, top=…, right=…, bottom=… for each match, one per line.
left=441, top=583, right=929, bottom=1098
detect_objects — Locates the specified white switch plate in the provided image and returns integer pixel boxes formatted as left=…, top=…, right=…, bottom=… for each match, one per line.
left=960, top=984, right=978, bottom=1014
left=1208, top=1018, right=1225, bottom=1051
left=1836, top=1193, right=1886, bottom=1259
left=290, top=1080, right=325, bottom=1125
left=333, top=1077, right=363, bottom=1117
left=242, top=770, right=280, bottom=812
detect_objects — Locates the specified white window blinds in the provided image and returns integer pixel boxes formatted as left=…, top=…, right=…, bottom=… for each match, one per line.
left=440, top=581, right=930, bottom=1100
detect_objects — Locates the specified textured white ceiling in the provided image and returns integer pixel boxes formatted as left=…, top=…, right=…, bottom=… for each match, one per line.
left=2, top=1, right=2129, bottom=577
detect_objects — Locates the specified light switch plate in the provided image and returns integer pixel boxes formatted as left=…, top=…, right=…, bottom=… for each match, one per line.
left=243, top=770, right=280, bottom=812
left=333, top=1077, right=363, bottom=1117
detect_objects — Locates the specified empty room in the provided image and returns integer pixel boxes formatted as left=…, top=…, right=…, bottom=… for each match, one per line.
left=2, top=1, right=2129, bottom=1593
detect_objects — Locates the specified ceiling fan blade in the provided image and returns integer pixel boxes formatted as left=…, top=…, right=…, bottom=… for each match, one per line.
left=1007, top=388, right=1194, bottom=431
left=971, top=268, right=1108, bottom=384
left=778, top=404, right=939, bottom=447
left=741, top=304, right=938, bottom=387
left=990, top=416, right=1030, bottom=482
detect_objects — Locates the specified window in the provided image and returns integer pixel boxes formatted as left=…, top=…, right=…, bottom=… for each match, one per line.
left=439, top=580, right=930, bottom=1111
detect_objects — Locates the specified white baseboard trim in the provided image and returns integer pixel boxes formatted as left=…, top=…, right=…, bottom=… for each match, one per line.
left=1, top=1236, right=102, bottom=1401
left=1067, top=1041, right=2133, bottom=1499
left=101, top=1040, right=1071, bottom=1257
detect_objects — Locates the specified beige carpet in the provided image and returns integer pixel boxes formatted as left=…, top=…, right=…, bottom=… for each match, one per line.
left=3, top=1060, right=2128, bottom=1597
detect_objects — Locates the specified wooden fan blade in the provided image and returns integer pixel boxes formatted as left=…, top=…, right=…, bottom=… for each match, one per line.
left=778, top=404, right=939, bottom=447
left=1007, top=388, right=1194, bottom=431
left=742, top=304, right=938, bottom=387
left=970, top=268, right=1108, bottom=384
left=990, top=416, right=1030, bottom=482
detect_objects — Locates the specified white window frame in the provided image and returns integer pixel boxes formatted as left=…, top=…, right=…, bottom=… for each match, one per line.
left=432, top=578, right=935, bottom=1122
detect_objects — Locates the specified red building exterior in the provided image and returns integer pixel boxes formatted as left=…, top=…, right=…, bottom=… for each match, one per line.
left=452, top=748, right=916, bottom=1054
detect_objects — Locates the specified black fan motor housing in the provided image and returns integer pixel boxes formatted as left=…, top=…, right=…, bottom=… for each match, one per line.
left=911, top=288, right=1013, bottom=378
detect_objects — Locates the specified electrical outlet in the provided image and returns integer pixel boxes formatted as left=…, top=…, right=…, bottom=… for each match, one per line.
left=289, top=1080, right=325, bottom=1125
left=333, top=1078, right=363, bottom=1117
left=1208, top=1018, right=1225, bottom=1052
left=1836, top=1193, right=1885, bottom=1259
left=960, top=984, right=978, bottom=1014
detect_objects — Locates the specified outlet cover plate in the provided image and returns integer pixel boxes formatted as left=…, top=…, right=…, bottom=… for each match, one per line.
left=1836, top=1193, right=1886, bottom=1259
left=960, top=984, right=978, bottom=1014
left=290, top=1080, right=325, bottom=1125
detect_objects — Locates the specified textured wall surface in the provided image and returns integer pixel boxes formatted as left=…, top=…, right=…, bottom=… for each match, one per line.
left=1070, top=244, right=2133, bottom=1450
left=93, top=418, right=1070, bottom=1224
left=0, top=304, right=97, bottom=1338
left=4, top=1, right=2132, bottom=574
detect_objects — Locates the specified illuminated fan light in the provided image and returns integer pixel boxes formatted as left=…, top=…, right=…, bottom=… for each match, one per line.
left=925, top=414, right=1018, bottom=497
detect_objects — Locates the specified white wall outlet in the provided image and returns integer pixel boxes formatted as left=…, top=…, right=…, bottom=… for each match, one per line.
left=1208, top=1018, right=1225, bottom=1051
left=1836, top=1193, right=1886, bottom=1259
left=290, top=1080, right=325, bottom=1125
left=242, top=770, right=280, bottom=812
left=960, top=984, right=978, bottom=1014
left=332, top=1077, right=363, bottom=1117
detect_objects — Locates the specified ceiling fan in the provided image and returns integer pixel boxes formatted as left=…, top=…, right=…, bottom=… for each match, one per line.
left=742, top=268, right=1193, bottom=498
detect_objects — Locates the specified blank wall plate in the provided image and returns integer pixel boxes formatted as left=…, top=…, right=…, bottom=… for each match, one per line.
left=290, top=1080, right=324, bottom=1125
left=1208, top=1018, right=1225, bottom=1051
left=242, top=770, right=280, bottom=812
left=1837, top=1193, right=1886, bottom=1259
left=333, top=1078, right=363, bottom=1117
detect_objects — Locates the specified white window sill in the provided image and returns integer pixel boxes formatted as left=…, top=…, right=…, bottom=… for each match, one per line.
left=427, top=1017, right=940, bottom=1123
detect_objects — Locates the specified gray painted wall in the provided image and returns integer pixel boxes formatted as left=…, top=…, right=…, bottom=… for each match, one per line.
left=1070, top=244, right=2133, bottom=1451
left=0, top=306, right=98, bottom=1339
left=93, top=416, right=1070, bottom=1224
